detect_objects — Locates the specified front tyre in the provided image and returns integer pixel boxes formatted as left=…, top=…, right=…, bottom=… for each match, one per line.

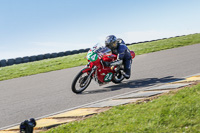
left=71, top=71, right=92, bottom=94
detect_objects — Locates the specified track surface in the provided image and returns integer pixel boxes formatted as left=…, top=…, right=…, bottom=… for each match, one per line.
left=0, top=44, right=200, bottom=129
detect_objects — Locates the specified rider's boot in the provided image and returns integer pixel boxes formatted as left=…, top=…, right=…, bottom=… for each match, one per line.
left=121, top=70, right=130, bottom=79
left=123, top=73, right=130, bottom=79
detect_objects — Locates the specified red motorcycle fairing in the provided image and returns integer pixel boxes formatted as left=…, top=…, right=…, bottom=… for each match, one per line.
left=81, top=67, right=92, bottom=73
left=83, top=51, right=133, bottom=83
left=97, top=67, right=115, bottom=83
left=85, top=54, right=117, bottom=83
left=97, top=54, right=117, bottom=82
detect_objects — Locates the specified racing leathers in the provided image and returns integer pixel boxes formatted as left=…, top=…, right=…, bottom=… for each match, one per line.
left=110, top=39, right=132, bottom=79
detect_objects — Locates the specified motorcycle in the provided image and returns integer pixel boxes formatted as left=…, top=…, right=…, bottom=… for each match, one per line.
left=71, top=44, right=135, bottom=94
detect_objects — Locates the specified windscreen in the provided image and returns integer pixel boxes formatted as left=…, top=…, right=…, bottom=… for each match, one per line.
left=91, top=43, right=112, bottom=55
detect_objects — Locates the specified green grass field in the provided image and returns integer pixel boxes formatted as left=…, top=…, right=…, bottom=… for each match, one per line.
left=44, top=83, right=200, bottom=133
left=0, top=33, right=200, bottom=81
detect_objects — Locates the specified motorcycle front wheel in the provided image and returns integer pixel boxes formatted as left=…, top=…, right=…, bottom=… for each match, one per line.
left=71, top=71, right=92, bottom=94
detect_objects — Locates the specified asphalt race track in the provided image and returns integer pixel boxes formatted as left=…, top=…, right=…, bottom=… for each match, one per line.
left=0, top=44, right=200, bottom=129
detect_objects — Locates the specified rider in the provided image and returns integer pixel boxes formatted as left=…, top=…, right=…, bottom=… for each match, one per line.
left=105, top=35, right=132, bottom=79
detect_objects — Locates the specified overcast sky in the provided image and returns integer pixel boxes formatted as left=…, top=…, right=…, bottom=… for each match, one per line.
left=0, top=0, right=200, bottom=59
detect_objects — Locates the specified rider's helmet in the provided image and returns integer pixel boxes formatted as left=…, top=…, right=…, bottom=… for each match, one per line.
left=105, top=35, right=118, bottom=50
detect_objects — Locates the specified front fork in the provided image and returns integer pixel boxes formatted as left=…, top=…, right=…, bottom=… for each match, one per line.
left=83, top=66, right=97, bottom=85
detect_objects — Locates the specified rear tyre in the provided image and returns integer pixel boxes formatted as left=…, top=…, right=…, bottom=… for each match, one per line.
left=112, top=71, right=124, bottom=84
left=71, top=71, right=92, bottom=94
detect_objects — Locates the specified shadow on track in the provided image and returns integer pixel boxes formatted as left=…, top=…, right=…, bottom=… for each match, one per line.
left=81, top=76, right=184, bottom=95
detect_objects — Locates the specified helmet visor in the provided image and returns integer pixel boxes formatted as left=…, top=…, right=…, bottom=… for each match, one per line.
left=105, top=41, right=115, bottom=49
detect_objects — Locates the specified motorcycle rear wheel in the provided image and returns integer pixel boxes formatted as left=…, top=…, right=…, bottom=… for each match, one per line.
left=71, top=71, right=92, bottom=94
left=112, top=71, right=124, bottom=84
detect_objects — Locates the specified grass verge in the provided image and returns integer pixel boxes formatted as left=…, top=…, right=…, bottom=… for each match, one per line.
left=0, top=33, right=200, bottom=81
left=44, top=83, right=200, bottom=133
